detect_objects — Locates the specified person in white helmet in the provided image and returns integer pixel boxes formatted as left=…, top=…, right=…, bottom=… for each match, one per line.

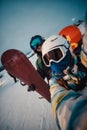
left=42, top=35, right=87, bottom=91
left=41, top=13, right=87, bottom=130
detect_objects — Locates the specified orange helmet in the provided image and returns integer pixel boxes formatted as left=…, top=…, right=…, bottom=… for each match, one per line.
left=59, top=25, right=82, bottom=51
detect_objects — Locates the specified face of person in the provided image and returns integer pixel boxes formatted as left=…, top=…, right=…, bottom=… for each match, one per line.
left=36, top=45, right=42, bottom=52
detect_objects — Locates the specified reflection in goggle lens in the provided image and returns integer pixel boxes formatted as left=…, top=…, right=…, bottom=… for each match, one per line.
left=31, top=38, right=42, bottom=49
left=43, top=48, right=63, bottom=66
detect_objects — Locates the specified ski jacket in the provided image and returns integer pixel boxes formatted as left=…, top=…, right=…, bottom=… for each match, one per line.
left=36, top=56, right=52, bottom=82
left=49, top=78, right=87, bottom=130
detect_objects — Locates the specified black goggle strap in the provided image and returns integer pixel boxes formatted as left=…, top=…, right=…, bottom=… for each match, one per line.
left=63, top=40, right=70, bottom=49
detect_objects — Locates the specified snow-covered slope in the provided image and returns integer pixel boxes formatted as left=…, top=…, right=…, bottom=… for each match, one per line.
left=0, top=62, right=58, bottom=130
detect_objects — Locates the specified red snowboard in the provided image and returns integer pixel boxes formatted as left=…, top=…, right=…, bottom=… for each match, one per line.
left=1, top=49, right=50, bottom=102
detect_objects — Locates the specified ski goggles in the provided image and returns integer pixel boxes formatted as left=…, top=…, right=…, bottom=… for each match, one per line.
left=31, top=38, right=43, bottom=49
left=42, top=41, right=70, bottom=67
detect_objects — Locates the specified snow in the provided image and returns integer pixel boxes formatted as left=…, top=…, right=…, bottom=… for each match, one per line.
left=0, top=70, right=58, bottom=130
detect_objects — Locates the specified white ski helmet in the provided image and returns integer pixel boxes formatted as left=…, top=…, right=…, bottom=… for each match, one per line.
left=42, top=35, right=70, bottom=67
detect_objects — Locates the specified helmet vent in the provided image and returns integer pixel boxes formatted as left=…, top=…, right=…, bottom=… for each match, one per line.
left=51, top=37, right=58, bottom=42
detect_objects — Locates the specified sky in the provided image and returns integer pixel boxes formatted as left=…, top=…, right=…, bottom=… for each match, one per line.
left=0, top=0, right=87, bottom=67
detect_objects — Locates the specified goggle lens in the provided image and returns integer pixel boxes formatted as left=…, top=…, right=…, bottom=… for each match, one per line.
left=31, top=38, right=42, bottom=49
left=43, top=48, right=63, bottom=66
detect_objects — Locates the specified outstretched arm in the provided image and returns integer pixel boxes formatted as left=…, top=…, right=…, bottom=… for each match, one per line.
left=81, top=13, right=87, bottom=68
left=49, top=78, right=87, bottom=130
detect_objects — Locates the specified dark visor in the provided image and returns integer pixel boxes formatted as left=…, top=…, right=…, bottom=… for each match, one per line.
left=43, top=48, right=63, bottom=66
